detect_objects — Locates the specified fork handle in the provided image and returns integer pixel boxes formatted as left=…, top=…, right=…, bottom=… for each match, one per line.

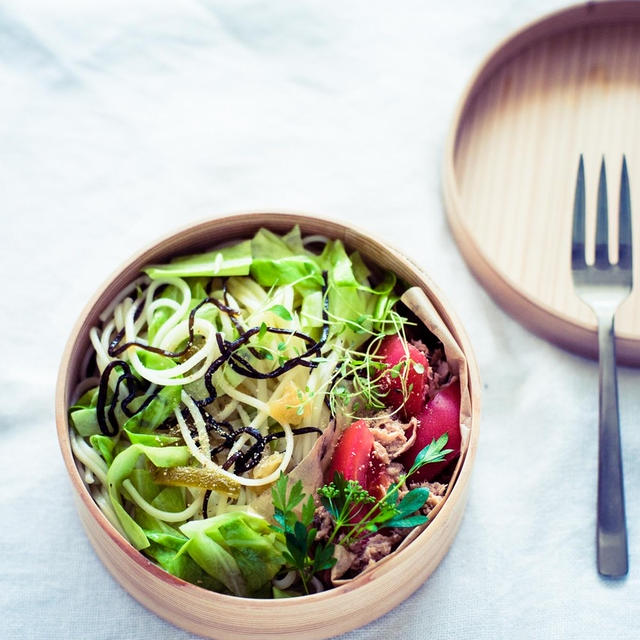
left=596, top=314, right=628, bottom=577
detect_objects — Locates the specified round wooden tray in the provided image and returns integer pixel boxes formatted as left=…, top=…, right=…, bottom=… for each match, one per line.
left=55, top=212, right=481, bottom=640
left=443, top=0, right=640, bottom=365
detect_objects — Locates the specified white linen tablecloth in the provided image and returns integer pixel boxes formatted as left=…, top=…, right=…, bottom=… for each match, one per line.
left=1, top=1, right=639, bottom=638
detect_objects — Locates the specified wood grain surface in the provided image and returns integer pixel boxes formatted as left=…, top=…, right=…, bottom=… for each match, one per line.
left=444, top=0, right=640, bottom=364
left=55, top=212, right=481, bottom=640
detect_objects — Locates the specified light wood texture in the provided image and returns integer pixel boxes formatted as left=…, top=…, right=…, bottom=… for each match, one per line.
left=443, top=0, right=640, bottom=364
left=55, top=212, right=480, bottom=640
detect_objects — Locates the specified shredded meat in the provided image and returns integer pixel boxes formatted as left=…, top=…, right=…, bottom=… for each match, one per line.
left=313, top=505, right=333, bottom=542
left=410, top=339, right=451, bottom=398
left=371, top=440, right=390, bottom=465
left=409, top=480, right=448, bottom=516
left=410, top=338, right=429, bottom=354
left=370, top=415, right=417, bottom=460
left=386, top=462, right=404, bottom=487
left=347, top=531, right=405, bottom=574
left=426, top=346, right=450, bottom=396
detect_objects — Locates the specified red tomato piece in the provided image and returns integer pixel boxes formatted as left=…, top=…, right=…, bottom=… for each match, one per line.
left=325, top=419, right=375, bottom=487
left=325, top=420, right=378, bottom=522
left=400, top=381, right=461, bottom=482
left=377, top=335, right=428, bottom=418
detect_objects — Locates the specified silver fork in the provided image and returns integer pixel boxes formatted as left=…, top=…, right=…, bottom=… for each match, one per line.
left=572, top=155, right=631, bottom=577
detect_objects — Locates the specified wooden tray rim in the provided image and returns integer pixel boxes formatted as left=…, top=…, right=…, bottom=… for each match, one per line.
left=442, top=0, right=640, bottom=365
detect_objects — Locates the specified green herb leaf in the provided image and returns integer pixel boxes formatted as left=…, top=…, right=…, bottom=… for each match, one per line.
left=313, top=543, right=338, bottom=572
left=411, top=433, right=452, bottom=471
left=395, top=488, right=430, bottom=516
left=301, top=495, right=316, bottom=527
left=384, top=514, right=428, bottom=528
left=268, top=304, right=293, bottom=321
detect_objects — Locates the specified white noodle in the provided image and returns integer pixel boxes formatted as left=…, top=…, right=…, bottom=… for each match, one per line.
left=71, top=375, right=101, bottom=404
left=272, top=571, right=297, bottom=590
left=127, top=318, right=218, bottom=386
left=99, top=275, right=149, bottom=323
left=227, top=433, right=250, bottom=458
left=249, top=410, right=269, bottom=431
left=215, top=399, right=239, bottom=421
left=70, top=429, right=108, bottom=486
left=310, top=576, right=325, bottom=593
left=301, top=234, right=329, bottom=246
left=217, top=377, right=268, bottom=413
left=99, top=320, right=115, bottom=357
left=146, top=297, right=180, bottom=318
left=235, top=403, right=252, bottom=430
left=75, top=246, right=342, bottom=546
left=122, top=479, right=204, bottom=523
left=93, top=486, right=127, bottom=537
left=181, top=390, right=211, bottom=460
left=114, top=297, right=132, bottom=334
left=90, top=327, right=111, bottom=376
left=146, top=277, right=191, bottom=347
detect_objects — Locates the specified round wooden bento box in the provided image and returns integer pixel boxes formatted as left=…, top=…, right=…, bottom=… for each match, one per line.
left=55, top=212, right=481, bottom=640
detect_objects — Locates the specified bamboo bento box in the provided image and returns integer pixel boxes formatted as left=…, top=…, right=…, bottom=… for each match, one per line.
left=55, top=212, right=481, bottom=640
left=443, top=0, right=640, bottom=364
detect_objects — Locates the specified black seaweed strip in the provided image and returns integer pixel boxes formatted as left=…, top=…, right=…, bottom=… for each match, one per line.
left=97, top=360, right=128, bottom=436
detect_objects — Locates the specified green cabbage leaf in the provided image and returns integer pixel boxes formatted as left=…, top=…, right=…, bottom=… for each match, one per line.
left=177, top=511, right=285, bottom=597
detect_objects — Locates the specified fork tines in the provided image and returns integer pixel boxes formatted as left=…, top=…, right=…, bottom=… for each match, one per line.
left=572, top=155, right=632, bottom=277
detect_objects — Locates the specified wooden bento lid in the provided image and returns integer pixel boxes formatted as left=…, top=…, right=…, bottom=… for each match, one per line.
left=443, top=0, right=640, bottom=365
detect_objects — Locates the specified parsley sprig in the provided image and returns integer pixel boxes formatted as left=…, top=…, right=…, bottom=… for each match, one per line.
left=270, top=475, right=336, bottom=594
left=318, top=433, right=452, bottom=547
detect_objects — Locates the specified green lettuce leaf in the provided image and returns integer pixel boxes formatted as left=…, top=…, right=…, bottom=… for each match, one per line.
left=250, top=228, right=323, bottom=289
left=323, top=239, right=358, bottom=288
left=152, top=486, right=186, bottom=512
left=144, top=530, right=225, bottom=591
left=90, top=434, right=116, bottom=465
left=281, top=225, right=304, bottom=253
left=70, top=387, right=101, bottom=436
left=107, top=444, right=191, bottom=550
left=300, top=290, right=323, bottom=329
left=121, top=385, right=182, bottom=434
left=137, top=350, right=177, bottom=371
left=70, top=386, right=99, bottom=411
left=144, top=240, right=252, bottom=279
left=124, top=429, right=180, bottom=447
left=70, top=408, right=100, bottom=436
left=178, top=511, right=285, bottom=597
left=148, top=307, right=173, bottom=343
